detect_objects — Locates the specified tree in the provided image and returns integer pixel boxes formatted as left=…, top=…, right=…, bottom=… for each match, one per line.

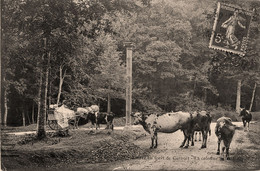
left=90, top=33, right=125, bottom=112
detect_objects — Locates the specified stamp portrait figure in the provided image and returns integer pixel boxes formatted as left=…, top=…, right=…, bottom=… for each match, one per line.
left=221, top=9, right=246, bottom=49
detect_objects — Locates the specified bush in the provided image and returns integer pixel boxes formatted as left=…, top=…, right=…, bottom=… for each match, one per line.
left=251, top=112, right=260, bottom=121
left=133, top=99, right=163, bottom=113
left=209, top=106, right=240, bottom=122
left=175, top=97, right=206, bottom=112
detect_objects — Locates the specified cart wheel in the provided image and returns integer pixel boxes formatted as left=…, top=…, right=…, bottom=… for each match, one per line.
left=48, top=120, right=59, bottom=130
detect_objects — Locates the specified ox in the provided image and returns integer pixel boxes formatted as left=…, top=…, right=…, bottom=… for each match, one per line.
left=72, top=107, right=90, bottom=129
left=87, top=105, right=100, bottom=115
left=71, top=105, right=100, bottom=129
left=239, top=108, right=252, bottom=132
left=132, top=112, right=195, bottom=149
left=190, top=111, right=212, bottom=148
left=87, top=112, right=115, bottom=131
left=215, top=116, right=235, bottom=160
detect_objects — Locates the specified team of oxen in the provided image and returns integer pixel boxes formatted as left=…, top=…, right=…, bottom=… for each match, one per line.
left=132, top=108, right=252, bottom=161
left=50, top=104, right=115, bottom=131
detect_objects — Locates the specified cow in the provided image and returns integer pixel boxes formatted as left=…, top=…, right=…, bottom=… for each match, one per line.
left=239, top=108, right=252, bottom=132
left=132, top=111, right=195, bottom=149
left=190, top=111, right=212, bottom=148
left=70, top=105, right=100, bottom=129
left=87, top=105, right=99, bottom=115
left=215, top=116, right=236, bottom=160
left=71, top=107, right=91, bottom=129
left=87, top=112, right=115, bottom=131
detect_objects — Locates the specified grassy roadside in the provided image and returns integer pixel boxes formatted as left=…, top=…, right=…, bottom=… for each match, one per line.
left=1, top=129, right=148, bottom=170
left=232, top=113, right=260, bottom=170
left=248, top=122, right=260, bottom=146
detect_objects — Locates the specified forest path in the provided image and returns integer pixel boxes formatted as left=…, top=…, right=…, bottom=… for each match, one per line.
left=105, top=122, right=258, bottom=170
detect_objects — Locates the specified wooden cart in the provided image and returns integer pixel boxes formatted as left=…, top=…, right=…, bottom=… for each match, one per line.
left=47, top=108, right=60, bottom=130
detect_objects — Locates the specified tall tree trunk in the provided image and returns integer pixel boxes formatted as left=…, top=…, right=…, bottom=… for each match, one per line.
left=37, top=38, right=47, bottom=139
left=3, top=81, right=8, bottom=127
left=249, top=83, right=257, bottom=112
left=26, top=108, right=31, bottom=125
left=236, top=79, right=242, bottom=113
left=32, top=102, right=35, bottom=124
left=37, top=58, right=43, bottom=126
left=56, top=65, right=66, bottom=105
left=22, top=109, right=26, bottom=127
left=107, top=85, right=111, bottom=113
left=37, top=70, right=44, bottom=138
left=49, top=76, right=52, bottom=106
left=40, top=51, right=50, bottom=138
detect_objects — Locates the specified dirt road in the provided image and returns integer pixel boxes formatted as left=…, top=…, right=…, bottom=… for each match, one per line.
left=74, top=122, right=259, bottom=170
left=2, top=122, right=259, bottom=170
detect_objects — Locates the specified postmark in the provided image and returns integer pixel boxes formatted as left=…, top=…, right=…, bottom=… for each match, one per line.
left=209, top=2, right=253, bottom=56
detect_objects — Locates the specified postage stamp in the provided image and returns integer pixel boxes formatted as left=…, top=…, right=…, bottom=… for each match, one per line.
left=209, top=2, right=253, bottom=56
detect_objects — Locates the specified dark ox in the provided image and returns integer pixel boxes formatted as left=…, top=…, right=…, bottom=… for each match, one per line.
left=132, top=112, right=195, bottom=149
left=239, top=108, right=252, bottom=132
left=215, top=116, right=235, bottom=160
left=87, top=112, right=115, bottom=131
left=191, top=111, right=212, bottom=148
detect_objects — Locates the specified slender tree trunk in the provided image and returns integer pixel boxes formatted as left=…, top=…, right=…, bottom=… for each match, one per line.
left=37, top=38, right=47, bottom=139
left=22, top=109, right=26, bottom=127
left=32, top=102, right=35, bottom=124
left=236, top=79, right=242, bottom=113
left=56, top=65, right=66, bottom=105
left=40, top=51, right=50, bottom=138
left=4, top=85, right=8, bottom=127
left=37, top=77, right=44, bottom=138
left=107, top=85, right=111, bottom=113
left=249, top=83, right=257, bottom=112
left=49, top=78, right=52, bottom=106
left=26, top=108, right=31, bottom=125
left=37, top=62, right=43, bottom=125
left=37, top=53, right=44, bottom=125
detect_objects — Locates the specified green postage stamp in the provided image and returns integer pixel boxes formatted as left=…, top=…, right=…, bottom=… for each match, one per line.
left=209, top=2, right=253, bottom=56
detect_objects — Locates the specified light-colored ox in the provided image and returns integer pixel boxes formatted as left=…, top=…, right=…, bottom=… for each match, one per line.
left=75, top=105, right=100, bottom=129
left=132, top=111, right=194, bottom=149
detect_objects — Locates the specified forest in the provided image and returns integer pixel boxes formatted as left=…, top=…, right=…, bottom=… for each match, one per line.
left=1, top=0, right=260, bottom=128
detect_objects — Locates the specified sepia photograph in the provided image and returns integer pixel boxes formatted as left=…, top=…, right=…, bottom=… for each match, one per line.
left=1, top=0, right=260, bottom=170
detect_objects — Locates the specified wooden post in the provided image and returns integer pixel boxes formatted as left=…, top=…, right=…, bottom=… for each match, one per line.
left=124, top=42, right=134, bottom=127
